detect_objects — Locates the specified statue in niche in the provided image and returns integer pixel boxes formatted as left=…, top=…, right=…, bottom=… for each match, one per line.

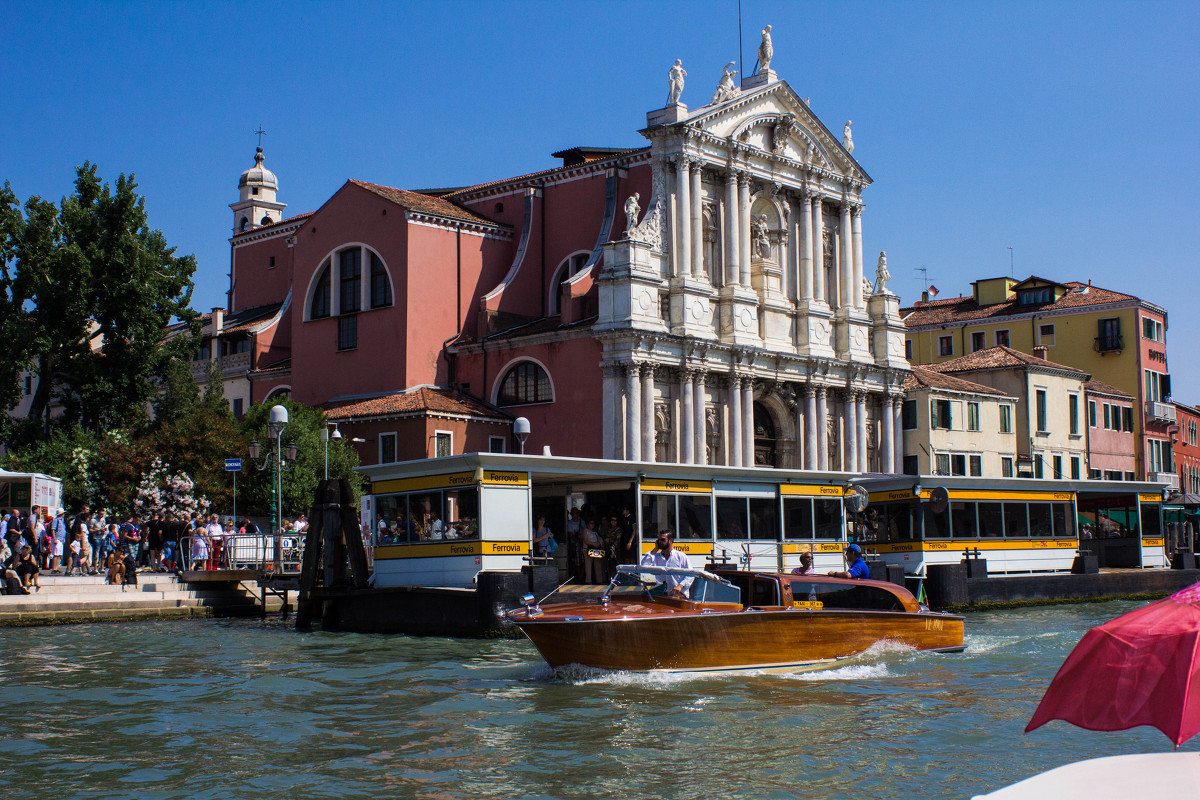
left=843, top=120, right=854, bottom=155
left=624, top=193, right=640, bottom=236
left=752, top=215, right=771, bottom=260
left=667, top=60, right=686, bottom=105
left=875, top=251, right=891, bottom=294
left=758, top=25, right=773, bottom=72
left=711, top=62, right=741, bottom=105
left=772, top=114, right=796, bottom=155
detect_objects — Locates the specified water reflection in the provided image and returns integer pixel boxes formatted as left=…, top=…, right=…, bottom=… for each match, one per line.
left=0, top=603, right=1195, bottom=799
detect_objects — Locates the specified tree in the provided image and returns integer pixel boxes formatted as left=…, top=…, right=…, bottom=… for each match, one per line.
left=0, top=164, right=200, bottom=444
left=2, top=425, right=104, bottom=511
left=238, top=398, right=361, bottom=529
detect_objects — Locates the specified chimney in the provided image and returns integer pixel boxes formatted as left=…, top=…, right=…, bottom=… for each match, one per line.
left=211, top=307, right=224, bottom=335
left=921, top=291, right=929, bottom=303
left=1033, top=345, right=1048, bottom=360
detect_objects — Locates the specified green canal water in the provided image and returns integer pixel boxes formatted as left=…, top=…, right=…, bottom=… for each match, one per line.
left=0, top=602, right=1195, bottom=799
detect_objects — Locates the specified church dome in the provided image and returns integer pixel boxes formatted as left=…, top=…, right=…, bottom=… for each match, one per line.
left=239, top=147, right=278, bottom=191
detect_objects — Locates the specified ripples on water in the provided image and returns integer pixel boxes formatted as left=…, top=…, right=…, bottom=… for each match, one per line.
left=0, top=601, right=1195, bottom=800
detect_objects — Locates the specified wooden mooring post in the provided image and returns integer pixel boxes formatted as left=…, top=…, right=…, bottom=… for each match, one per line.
left=295, top=478, right=370, bottom=631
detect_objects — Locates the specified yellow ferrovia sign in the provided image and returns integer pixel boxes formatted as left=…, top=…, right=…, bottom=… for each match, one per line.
left=780, top=484, right=848, bottom=497
left=640, top=477, right=713, bottom=493
left=639, top=541, right=715, bottom=555
left=373, top=541, right=529, bottom=559
left=1139, top=493, right=1164, bottom=504
left=372, top=470, right=528, bottom=495
left=1142, top=538, right=1165, bottom=547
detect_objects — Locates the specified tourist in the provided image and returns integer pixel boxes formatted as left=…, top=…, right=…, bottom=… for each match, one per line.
left=104, top=546, right=125, bottom=587
left=566, top=508, right=584, bottom=578
left=146, top=511, right=164, bottom=571
left=293, top=513, right=308, bottom=534
left=580, top=518, right=604, bottom=584
left=50, top=508, right=67, bottom=573
left=828, top=543, right=870, bottom=580
left=100, top=523, right=120, bottom=563
left=191, top=518, right=211, bottom=571
left=88, top=508, right=107, bottom=572
left=160, top=514, right=180, bottom=574
left=206, top=514, right=223, bottom=570
left=639, top=531, right=692, bottom=596
left=121, top=545, right=138, bottom=589
left=791, top=552, right=815, bottom=575
left=617, top=514, right=638, bottom=566
left=532, top=515, right=555, bottom=558
left=66, top=531, right=86, bottom=576
left=428, top=509, right=446, bottom=540
left=15, top=545, right=40, bottom=591
left=0, top=537, right=26, bottom=594
left=119, top=516, right=141, bottom=565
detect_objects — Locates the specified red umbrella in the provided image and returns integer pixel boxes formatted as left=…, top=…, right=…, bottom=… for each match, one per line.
left=1027, top=581, right=1200, bottom=746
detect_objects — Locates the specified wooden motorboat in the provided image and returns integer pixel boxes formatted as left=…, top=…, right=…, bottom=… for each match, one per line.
left=508, top=564, right=965, bottom=673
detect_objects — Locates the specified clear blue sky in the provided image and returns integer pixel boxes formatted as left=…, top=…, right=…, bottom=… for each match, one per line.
left=3, top=1, right=1198, bottom=395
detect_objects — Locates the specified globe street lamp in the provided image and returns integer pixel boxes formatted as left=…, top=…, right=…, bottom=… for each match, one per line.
left=248, top=404, right=297, bottom=536
left=321, top=422, right=342, bottom=479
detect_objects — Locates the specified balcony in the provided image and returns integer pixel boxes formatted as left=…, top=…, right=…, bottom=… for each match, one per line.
left=1148, top=471, right=1179, bottom=491
left=1094, top=335, right=1124, bottom=353
left=1145, top=401, right=1176, bottom=424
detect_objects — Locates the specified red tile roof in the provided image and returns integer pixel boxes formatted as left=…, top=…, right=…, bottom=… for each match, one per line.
left=348, top=180, right=505, bottom=227
left=444, top=146, right=650, bottom=198
left=325, top=387, right=511, bottom=422
left=1085, top=378, right=1134, bottom=399
left=903, top=366, right=1013, bottom=397
left=902, top=279, right=1139, bottom=327
left=927, top=345, right=1089, bottom=378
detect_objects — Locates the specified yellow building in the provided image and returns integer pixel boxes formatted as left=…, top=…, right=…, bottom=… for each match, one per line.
left=903, top=275, right=1173, bottom=485
left=901, top=366, right=1018, bottom=477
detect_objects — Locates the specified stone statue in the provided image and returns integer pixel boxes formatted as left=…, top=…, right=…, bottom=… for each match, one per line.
left=875, top=251, right=891, bottom=293
left=624, top=193, right=641, bottom=236
left=710, top=62, right=741, bottom=105
left=843, top=120, right=854, bottom=154
left=752, top=215, right=771, bottom=260
left=667, top=59, right=686, bottom=105
left=758, top=24, right=773, bottom=72
left=862, top=274, right=875, bottom=298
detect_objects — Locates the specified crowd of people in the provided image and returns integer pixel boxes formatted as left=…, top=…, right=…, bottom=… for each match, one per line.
left=538, top=506, right=641, bottom=585
left=0, top=504, right=310, bottom=594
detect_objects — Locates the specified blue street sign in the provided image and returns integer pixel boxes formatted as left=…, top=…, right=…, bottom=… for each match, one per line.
left=225, top=458, right=242, bottom=472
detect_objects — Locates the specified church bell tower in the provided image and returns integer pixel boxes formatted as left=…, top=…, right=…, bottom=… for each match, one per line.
left=230, top=145, right=286, bottom=235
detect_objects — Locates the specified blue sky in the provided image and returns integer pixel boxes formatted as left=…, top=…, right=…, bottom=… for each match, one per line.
left=3, top=1, right=1198, bottom=395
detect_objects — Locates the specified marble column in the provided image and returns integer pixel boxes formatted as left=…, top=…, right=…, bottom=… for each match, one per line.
left=738, top=175, right=752, bottom=286
left=625, top=364, right=641, bottom=462
left=843, top=391, right=857, bottom=473
left=893, top=398, right=905, bottom=473
left=839, top=203, right=853, bottom=309
left=602, top=365, right=618, bottom=459
left=852, top=205, right=865, bottom=309
left=804, top=385, right=818, bottom=470
left=742, top=378, right=755, bottom=467
left=856, top=392, right=868, bottom=473
left=680, top=370, right=695, bottom=464
left=816, top=386, right=829, bottom=471
left=693, top=371, right=707, bottom=465
left=725, top=173, right=740, bottom=286
left=880, top=396, right=895, bottom=474
left=641, top=364, right=655, bottom=462
left=675, top=158, right=691, bottom=279
left=690, top=163, right=704, bottom=279
left=799, top=193, right=814, bottom=300
left=794, top=392, right=805, bottom=469
left=729, top=376, right=743, bottom=467
left=812, top=197, right=825, bottom=303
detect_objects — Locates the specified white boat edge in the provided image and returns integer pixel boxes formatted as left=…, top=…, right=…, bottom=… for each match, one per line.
left=972, top=752, right=1200, bottom=799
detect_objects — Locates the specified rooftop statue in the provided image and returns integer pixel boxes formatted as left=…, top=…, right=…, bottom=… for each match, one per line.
left=668, top=60, right=686, bottom=105
left=875, top=251, right=891, bottom=294
left=624, top=193, right=641, bottom=236
left=843, top=120, right=854, bottom=155
left=758, top=25, right=773, bottom=72
left=710, top=62, right=741, bottom=105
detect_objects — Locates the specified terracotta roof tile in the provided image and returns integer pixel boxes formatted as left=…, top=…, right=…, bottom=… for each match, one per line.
left=444, top=146, right=650, bottom=199
left=903, top=366, right=1014, bottom=397
left=325, top=387, right=512, bottom=422
left=1085, top=378, right=1134, bottom=399
left=348, top=180, right=506, bottom=228
left=902, top=279, right=1139, bottom=327
left=927, top=345, right=1089, bottom=377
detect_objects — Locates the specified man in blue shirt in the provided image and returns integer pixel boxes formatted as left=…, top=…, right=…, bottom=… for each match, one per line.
left=828, top=543, right=870, bottom=579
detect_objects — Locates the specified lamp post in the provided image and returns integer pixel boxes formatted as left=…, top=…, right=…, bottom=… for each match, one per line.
left=321, top=422, right=342, bottom=479
left=249, top=404, right=297, bottom=536
left=514, top=417, right=531, bottom=455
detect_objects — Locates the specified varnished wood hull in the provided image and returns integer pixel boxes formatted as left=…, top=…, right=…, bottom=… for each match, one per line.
left=514, top=603, right=965, bottom=672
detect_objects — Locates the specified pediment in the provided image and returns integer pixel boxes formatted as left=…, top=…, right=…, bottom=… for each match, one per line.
left=678, top=80, right=869, bottom=183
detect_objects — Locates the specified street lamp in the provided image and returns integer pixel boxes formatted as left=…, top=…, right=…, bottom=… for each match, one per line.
left=321, top=422, right=343, bottom=479
left=514, top=417, right=531, bottom=454
left=248, top=403, right=297, bottom=535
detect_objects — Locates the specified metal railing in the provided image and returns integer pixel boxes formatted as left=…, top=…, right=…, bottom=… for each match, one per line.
left=180, top=533, right=305, bottom=574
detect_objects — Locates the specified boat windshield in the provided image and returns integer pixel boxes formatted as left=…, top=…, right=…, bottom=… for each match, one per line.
left=604, top=565, right=742, bottom=604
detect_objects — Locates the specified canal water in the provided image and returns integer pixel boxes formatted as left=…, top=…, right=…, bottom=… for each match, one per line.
left=0, top=601, right=1195, bottom=799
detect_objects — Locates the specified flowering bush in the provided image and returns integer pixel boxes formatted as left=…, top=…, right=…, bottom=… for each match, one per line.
left=134, top=457, right=211, bottom=518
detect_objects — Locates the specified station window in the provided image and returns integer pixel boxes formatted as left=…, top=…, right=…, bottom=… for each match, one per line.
left=374, top=486, right=479, bottom=545
left=715, top=496, right=777, bottom=540
left=783, top=497, right=843, bottom=540
left=950, top=502, right=977, bottom=537
left=862, top=501, right=917, bottom=543
left=642, top=492, right=712, bottom=541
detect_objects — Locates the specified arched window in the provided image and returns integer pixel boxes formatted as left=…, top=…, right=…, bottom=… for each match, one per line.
left=240, top=216, right=249, bottom=232
left=339, top=249, right=361, bottom=314
left=497, top=361, right=552, bottom=406
left=260, top=215, right=272, bottom=226
left=370, top=251, right=392, bottom=308
left=549, top=252, right=590, bottom=315
left=310, top=264, right=331, bottom=319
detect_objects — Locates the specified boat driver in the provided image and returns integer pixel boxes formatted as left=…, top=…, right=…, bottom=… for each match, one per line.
left=640, top=531, right=693, bottom=597
left=827, top=543, right=870, bottom=580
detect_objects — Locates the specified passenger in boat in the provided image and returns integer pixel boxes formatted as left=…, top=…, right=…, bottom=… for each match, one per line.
left=639, top=532, right=693, bottom=596
left=827, top=543, right=870, bottom=579
left=790, top=552, right=815, bottom=575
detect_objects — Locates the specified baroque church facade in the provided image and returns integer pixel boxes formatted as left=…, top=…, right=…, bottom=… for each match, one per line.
left=211, top=42, right=912, bottom=472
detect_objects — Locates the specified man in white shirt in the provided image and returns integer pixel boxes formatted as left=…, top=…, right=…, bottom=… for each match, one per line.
left=639, top=531, right=693, bottom=596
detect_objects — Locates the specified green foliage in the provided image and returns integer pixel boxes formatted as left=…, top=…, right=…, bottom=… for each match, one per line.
left=237, top=398, right=361, bottom=528
left=2, top=426, right=105, bottom=511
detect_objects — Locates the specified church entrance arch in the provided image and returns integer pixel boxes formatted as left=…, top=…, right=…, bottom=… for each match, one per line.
left=753, top=402, right=778, bottom=467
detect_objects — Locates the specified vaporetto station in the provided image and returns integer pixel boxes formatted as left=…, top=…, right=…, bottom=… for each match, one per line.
left=358, top=453, right=1170, bottom=589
